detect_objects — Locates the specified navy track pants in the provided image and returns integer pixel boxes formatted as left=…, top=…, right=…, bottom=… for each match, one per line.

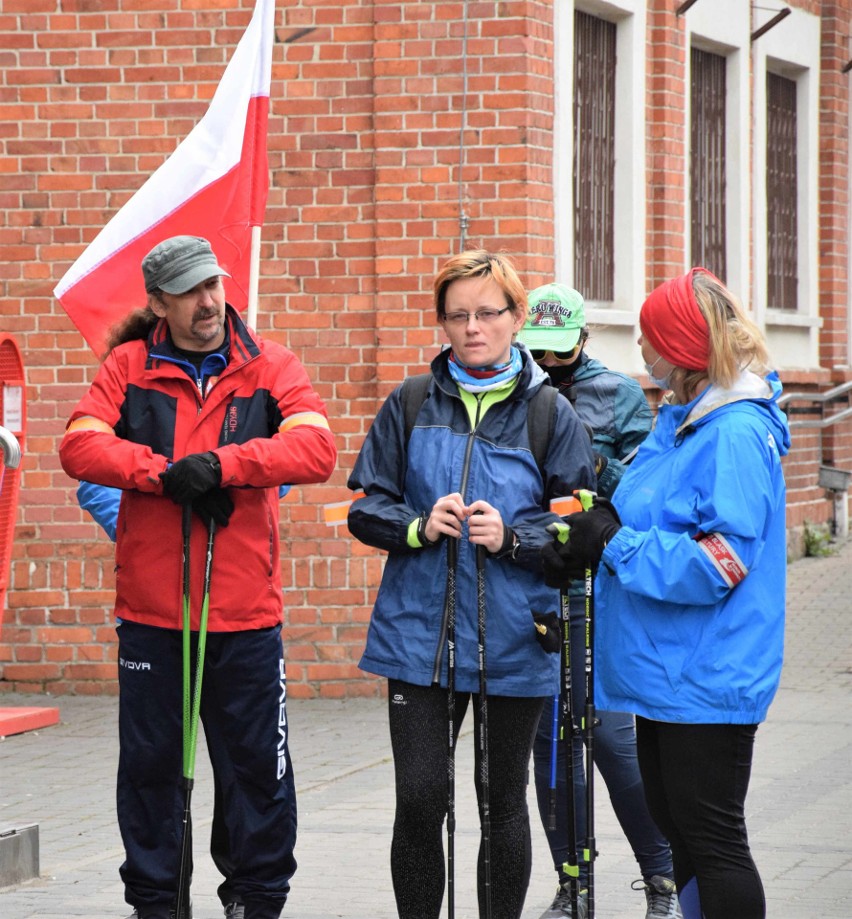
left=116, top=620, right=296, bottom=919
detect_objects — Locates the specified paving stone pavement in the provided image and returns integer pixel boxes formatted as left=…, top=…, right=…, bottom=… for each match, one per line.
left=1, top=540, right=851, bottom=918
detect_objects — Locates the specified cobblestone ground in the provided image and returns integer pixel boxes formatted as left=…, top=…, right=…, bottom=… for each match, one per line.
left=1, top=540, right=850, bottom=918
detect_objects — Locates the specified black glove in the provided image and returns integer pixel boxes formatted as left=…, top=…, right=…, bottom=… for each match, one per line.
left=159, top=452, right=221, bottom=504
left=540, top=497, right=622, bottom=588
left=531, top=610, right=560, bottom=653
left=541, top=539, right=586, bottom=588
left=192, top=487, right=234, bottom=529
left=562, top=496, right=622, bottom=566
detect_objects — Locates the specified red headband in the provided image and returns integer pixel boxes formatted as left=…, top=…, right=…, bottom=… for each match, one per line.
left=639, top=268, right=718, bottom=372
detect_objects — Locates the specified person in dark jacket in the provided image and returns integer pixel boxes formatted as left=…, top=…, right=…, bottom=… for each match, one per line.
left=60, top=235, right=337, bottom=919
left=347, top=250, right=596, bottom=919
left=519, top=283, right=681, bottom=919
left=542, top=269, right=790, bottom=919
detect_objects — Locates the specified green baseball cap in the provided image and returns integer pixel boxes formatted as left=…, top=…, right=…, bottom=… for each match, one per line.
left=519, top=283, right=586, bottom=352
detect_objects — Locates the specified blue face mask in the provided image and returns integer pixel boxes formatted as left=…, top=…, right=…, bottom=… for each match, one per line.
left=644, top=355, right=672, bottom=390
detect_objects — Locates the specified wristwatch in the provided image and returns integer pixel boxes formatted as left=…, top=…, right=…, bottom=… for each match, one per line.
left=416, top=513, right=440, bottom=548
left=494, top=527, right=521, bottom=561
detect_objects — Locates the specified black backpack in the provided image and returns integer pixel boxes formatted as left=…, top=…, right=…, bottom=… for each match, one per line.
left=399, top=372, right=558, bottom=474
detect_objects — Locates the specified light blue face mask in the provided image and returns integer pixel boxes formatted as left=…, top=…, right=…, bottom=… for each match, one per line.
left=644, top=355, right=672, bottom=390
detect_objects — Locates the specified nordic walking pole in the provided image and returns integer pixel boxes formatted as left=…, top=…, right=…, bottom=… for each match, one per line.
left=446, top=534, right=459, bottom=919
left=176, top=513, right=216, bottom=919
left=577, top=489, right=598, bottom=919
left=551, top=494, right=583, bottom=918
left=547, top=694, right=559, bottom=831
left=560, top=582, right=582, bottom=918
left=475, top=536, right=492, bottom=919
left=176, top=505, right=193, bottom=919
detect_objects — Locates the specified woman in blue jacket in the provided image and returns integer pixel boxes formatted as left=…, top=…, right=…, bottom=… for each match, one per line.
left=520, top=284, right=679, bottom=919
left=542, top=269, right=790, bottom=919
left=348, top=250, right=596, bottom=919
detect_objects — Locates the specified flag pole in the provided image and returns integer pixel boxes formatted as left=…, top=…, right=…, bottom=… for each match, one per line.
left=247, top=224, right=261, bottom=330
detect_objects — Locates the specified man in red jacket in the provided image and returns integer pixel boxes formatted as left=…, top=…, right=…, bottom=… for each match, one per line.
left=60, top=235, right=337, bottom=919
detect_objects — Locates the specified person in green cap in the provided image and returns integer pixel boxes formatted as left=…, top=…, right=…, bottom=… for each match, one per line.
left=519, top=283, right=682, bottom=919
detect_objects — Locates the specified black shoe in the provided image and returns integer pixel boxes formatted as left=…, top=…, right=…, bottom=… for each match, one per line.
left=224, top=904, right=245, bottom=919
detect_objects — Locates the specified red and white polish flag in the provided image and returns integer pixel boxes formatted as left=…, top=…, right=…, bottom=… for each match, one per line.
left=54, top=0, right=274, bottom=356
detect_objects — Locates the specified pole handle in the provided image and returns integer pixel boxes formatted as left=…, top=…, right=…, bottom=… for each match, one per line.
left=575, top=488, right=595, bottom=512
left=473, top=509, right=487, bottom=569
left=447, top=534, right=459, bottom=568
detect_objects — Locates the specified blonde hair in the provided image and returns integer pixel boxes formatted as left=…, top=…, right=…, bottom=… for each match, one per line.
left=433, top=250, right=528, bottom=322
left=678, top=272, right=772, bottom=394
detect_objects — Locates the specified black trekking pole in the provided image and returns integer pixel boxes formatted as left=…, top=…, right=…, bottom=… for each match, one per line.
left=475, top=538, right=493, bottom=919
left=551, top=494, right=583, bottom=918
left=446, top=534, right=459, bottom=919
left=577, top=489, right=597, bottom=919
left=176, top=512, right=216, bottom=919
left=560, top=582, right=583, bottom=917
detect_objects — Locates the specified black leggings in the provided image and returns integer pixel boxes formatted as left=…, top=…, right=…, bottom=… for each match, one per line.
left=636, top=717, right=765, bottom=919
left=387, top=679, right=545, bottom=919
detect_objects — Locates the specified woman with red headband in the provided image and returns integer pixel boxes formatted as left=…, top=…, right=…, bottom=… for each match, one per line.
left=541, top=269, right=790, bottom=919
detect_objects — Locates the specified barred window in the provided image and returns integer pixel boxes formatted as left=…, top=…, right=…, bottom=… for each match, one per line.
left=766, top=72, right=798, bottom=310
left=573, top=11, right=616, bottom=301
left=690, top=48, right=727, bottom=281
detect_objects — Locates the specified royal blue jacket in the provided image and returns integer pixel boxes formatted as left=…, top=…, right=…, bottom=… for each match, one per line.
left=348, top=346, right=596, bottom=697
left=595, top=371, right=790, bottom=724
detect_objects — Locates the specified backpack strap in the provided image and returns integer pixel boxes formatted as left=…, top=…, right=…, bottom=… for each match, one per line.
left=402, top=371, right=556, bottom=475
left=526, top=383, right=558, bottom=474
left=401, top=372, right=433, bottom=443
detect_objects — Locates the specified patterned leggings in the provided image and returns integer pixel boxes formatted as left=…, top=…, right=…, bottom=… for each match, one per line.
left=387, top=679, right=545, bottom=919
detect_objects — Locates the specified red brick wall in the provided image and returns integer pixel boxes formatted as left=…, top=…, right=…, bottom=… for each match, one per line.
left=645, top=0, right=688, bottom=290
left=0, top=0, right=849, bottom=696
left=819, top=1, right=852, bottom=370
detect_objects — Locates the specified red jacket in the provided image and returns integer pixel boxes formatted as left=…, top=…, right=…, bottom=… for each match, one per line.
left=60, top=307, right=336, bottom=632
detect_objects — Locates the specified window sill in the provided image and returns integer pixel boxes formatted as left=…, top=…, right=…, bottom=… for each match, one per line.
left=585, top=305, right=637, bottom=326
left=764, top=310, right=823, bottom=329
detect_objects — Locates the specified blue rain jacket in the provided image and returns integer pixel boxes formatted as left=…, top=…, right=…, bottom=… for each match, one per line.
left=595, top=371, right=790, bottom=724
left=348, top=347, right=596, bottom=697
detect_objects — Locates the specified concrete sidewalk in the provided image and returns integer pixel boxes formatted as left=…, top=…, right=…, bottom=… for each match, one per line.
left=1, top=540, right=851, bottom=918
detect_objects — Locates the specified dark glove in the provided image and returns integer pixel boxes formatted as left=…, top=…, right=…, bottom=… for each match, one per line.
left=562, top=496, right=622, bottom=566
left=540, top=496, right=622, bottom=588
left=594, top=452, right=608, bottom=479
left=531, top=610, right=560, bottom=653
left=192, top=487, right=234, bottom=529
left=159, top=452, right=221, bottom=504
left=541, top=539, right=586, bottom=588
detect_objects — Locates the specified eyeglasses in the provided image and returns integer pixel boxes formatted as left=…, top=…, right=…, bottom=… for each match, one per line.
left=530, top=348, right=578, bottom=362
left=441, top=306, right=512, bottom=325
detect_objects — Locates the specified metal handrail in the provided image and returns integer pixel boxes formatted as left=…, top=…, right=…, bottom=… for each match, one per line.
left=777, top=379, right=852, bottom=407
left=778, top=380, right=852, bottom=430
left=789, top=406, right=852, bottom=430
left=0, top=424, right=21, bottom=470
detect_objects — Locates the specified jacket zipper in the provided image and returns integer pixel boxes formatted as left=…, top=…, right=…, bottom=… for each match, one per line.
left=431, top=393, right=484, bottom=683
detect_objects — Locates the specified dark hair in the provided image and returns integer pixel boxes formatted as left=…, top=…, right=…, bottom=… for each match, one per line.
left=103, top=304, right=160, bottom=357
